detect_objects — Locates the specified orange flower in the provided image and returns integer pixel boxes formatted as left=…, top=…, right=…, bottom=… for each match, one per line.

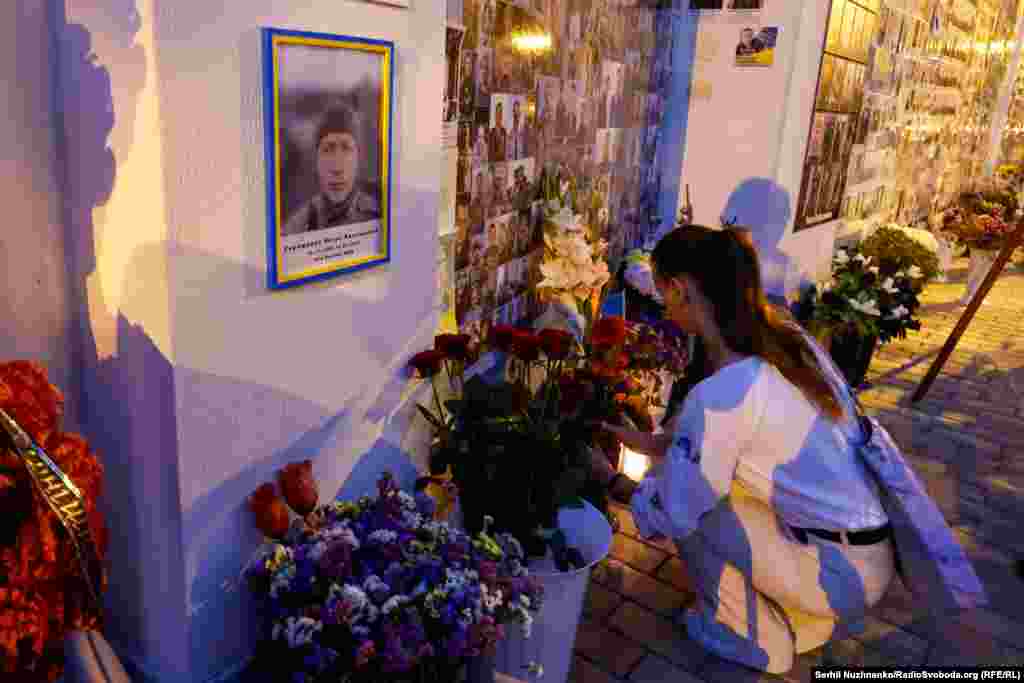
left=248, top=483, right=291, bottom=540
left=278, top=460, right=319, bottom=516
left=409, top=350, right=446, bottom=378
left=538, top=328, right=575, bottom=359
left=591, top=316, right=627, bottom=349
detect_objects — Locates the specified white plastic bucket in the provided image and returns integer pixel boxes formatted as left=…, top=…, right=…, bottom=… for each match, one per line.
left=494, top=500, right=613, bottom=683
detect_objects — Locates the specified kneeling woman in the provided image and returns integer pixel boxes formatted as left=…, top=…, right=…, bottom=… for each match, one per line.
left=591, top=226, right=895, bottom=674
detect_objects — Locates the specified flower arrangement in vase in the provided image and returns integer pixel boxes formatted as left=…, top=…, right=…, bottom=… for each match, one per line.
left=408, top=312, right=688, bottom=570
left=795, top=244, right=926, bottom=386
left=245, top=468, right=543, bottom=683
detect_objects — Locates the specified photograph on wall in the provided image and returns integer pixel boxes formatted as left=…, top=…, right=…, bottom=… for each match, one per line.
left=445, top=25, right=467, bottom=126
left=735, top=26, right=778, bottom=67
left=728, top=0, right=762, bottom=10
left=262, top=28, right=393, bottom=289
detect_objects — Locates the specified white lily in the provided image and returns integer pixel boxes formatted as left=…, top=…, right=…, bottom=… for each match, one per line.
left=834, top=249, right=850, bottom=265
left=907, top=265, right=924, bottom=279
left=881, top=277, right=899, bottom=294
left=888, top=305, right=909, bottom=319
left=848, top=297, right=881, bottom=316
left=894, top=269, right=907, bottom=279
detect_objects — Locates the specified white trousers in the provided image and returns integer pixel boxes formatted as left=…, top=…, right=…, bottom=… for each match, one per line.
left=675, top=483, right=896, bottom=674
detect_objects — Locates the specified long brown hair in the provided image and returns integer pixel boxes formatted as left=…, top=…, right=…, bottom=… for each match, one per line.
left=651, top=225, right=843, bottom=420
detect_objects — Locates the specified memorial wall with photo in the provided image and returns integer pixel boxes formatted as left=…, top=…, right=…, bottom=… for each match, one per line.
left=451, top=0, right=682, bottom=342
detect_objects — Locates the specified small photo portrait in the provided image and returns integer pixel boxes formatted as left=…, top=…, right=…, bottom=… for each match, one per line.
left=496, top=263, right=514, bottom=305
left=469, top=232, right=489, bottom=270
left=470, top=161, right=492, bottom=223
left=488, top=162, right=511, bottom=217
left=728, top=0, right=762, bottom=9
left=476, top=48, right=493, bottom=105
left=489, top=95, right=511, bottom=162
left=505, top=96, right=529, bottom=161
left=460, top=51, right=477, bottom=119
left=735, top=26, right=778, bottom=67
left=455, top=268, right=472, bottom=325
left=478, top=0, right=496, bottom=48
left=508, top=158, right=535, bottom=210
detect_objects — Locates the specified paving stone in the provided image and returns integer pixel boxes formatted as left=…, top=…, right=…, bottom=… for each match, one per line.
left=822, top=638, right=866, bottom=667
left=626, top=654, right=704, bottom=683
left=569, top=655, right=619, bottom=683
left=585, top=581, right=625, bottom=621
left=573, top=618, right=647, bottom=678
left=592, top=559, right=693, bottom=617
left=923, top=620, right=1004, bottom=665
left=954, top=609, right=1024, bottom=651
left=609, top=533, right=669, bottom=575
left=608, top=504, right=676, bottom=554
left=608, top=601, right=706, bottom=673
left=852, top=616, right=929, bottom=665
left=655, top=556, right=697, bottom=595
left=698, top=654, right=782, bottom=682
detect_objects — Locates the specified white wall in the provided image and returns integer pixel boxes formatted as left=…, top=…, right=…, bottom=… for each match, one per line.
left=52, top=0, right=444, bottom=680
left=668, top=1, right=836, bottom=297
left=0, top=1, right=77, bottom=425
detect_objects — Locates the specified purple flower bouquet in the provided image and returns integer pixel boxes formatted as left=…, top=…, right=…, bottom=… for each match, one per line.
left=244, top=472, right=544, bottom=683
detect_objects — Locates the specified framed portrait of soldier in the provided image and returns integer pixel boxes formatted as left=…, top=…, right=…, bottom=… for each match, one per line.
left=262, top=28, right=394, bottom=289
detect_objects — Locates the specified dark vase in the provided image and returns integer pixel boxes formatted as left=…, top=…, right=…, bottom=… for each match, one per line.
left=829, top=332, right=879, bottom=389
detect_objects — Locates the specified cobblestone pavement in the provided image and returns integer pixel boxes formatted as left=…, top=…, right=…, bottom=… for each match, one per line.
left=571, top=259, right=1024, bottom=682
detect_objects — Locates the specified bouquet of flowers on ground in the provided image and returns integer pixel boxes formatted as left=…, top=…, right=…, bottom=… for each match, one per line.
left=245, top=469, right=544, bottom=683
left=796, top=244, right=925, bottom=345
left=943, top=191, right=1018, bottom=250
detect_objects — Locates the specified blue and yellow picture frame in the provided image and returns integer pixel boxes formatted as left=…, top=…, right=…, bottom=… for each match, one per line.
left=262, top=27, right=395, bottom=290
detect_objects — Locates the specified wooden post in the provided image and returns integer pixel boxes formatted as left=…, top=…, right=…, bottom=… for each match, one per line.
left=912, top=222, right=1024, bottom=403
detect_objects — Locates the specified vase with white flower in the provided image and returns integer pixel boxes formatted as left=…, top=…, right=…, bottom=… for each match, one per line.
left=795, top=243, right=925, bottom=388
left=532, top=206, right=613, bottom=346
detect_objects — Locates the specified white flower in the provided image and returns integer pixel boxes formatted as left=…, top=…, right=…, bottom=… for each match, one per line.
left=888, top=305, right=910, bottom=319
left=881, top=277, right=899, bottom=294
left=396, top=490, right=417, bottom=511
left=363, top=575, right=390, bottom=597
left=381, top=595, right=409, bottom=615
left=848, top=297, right=881, bottom=316
left=853, top=253, right=872, bottom=266
left=834, top=249, right=850, bottom=265
left=894, top=269, right=907, bottom=278
left=274, top=617, right=322, bottom=648
left=526, top=661, right=545, bottom=678
left=369, top=529, right=398, bottom=545
left=907, top=265, right=924, bottom=279
left=868, top=266, right=880, bottom=275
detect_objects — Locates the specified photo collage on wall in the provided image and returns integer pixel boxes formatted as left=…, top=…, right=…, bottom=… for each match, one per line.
left=453, top=0, right=682, bottom=343
left=794, top=0, right=877, bottom=231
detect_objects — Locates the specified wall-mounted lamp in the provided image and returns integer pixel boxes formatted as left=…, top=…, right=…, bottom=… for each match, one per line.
left=511, top=29, right=552, bottom=55
left=619, top=446, right=651, bottom=482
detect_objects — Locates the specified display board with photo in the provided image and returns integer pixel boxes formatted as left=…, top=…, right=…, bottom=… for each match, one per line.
left=453, top=0, right=681, bottom=339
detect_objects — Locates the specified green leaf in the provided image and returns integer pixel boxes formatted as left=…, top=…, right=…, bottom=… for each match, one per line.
left=416, top=404, right=444, bottom=429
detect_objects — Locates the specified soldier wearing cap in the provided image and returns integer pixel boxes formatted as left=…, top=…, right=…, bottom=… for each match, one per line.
left=283, top=106, right=380, bottom=235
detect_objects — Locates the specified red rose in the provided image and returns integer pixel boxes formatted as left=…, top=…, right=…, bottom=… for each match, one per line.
left=278, top=460, right=319, bottom=516
left=591, top=316, right=627, bottom=349
left=489, top=325, right=519, bottom=352
left=409, top=350, right=446, bottom=378
left=538, top=328, right=575, bottom=359
left=592, top=353, right=629, bottom=381
left=435, top=333, right=472, bottom=361
left=510, top=330, right=542, bottom=362
left=248, top=483, right=291, bottom=540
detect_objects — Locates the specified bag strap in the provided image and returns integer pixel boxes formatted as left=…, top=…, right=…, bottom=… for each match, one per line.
left=0, top=407, right=105, bottom=617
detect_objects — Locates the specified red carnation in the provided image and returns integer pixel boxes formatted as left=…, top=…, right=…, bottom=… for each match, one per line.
left=278, top=460, right=319, bottom=517
left=591, top=316, right=627, bottom=350
left=435, top=333, right=472, bottom=361
left=538, top=328, right=575, bottom=360
left=409, top=350, right=446, bottom=378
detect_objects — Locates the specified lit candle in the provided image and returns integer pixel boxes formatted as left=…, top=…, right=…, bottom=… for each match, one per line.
left=620, top=446, right=650, bottom=482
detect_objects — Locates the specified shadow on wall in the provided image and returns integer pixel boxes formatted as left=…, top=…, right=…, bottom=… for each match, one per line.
left=50, top=0, right=190, bottom=679
left=721, top=177, right=811, bottom=304
left=655, top=12, right=697, bottom=242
